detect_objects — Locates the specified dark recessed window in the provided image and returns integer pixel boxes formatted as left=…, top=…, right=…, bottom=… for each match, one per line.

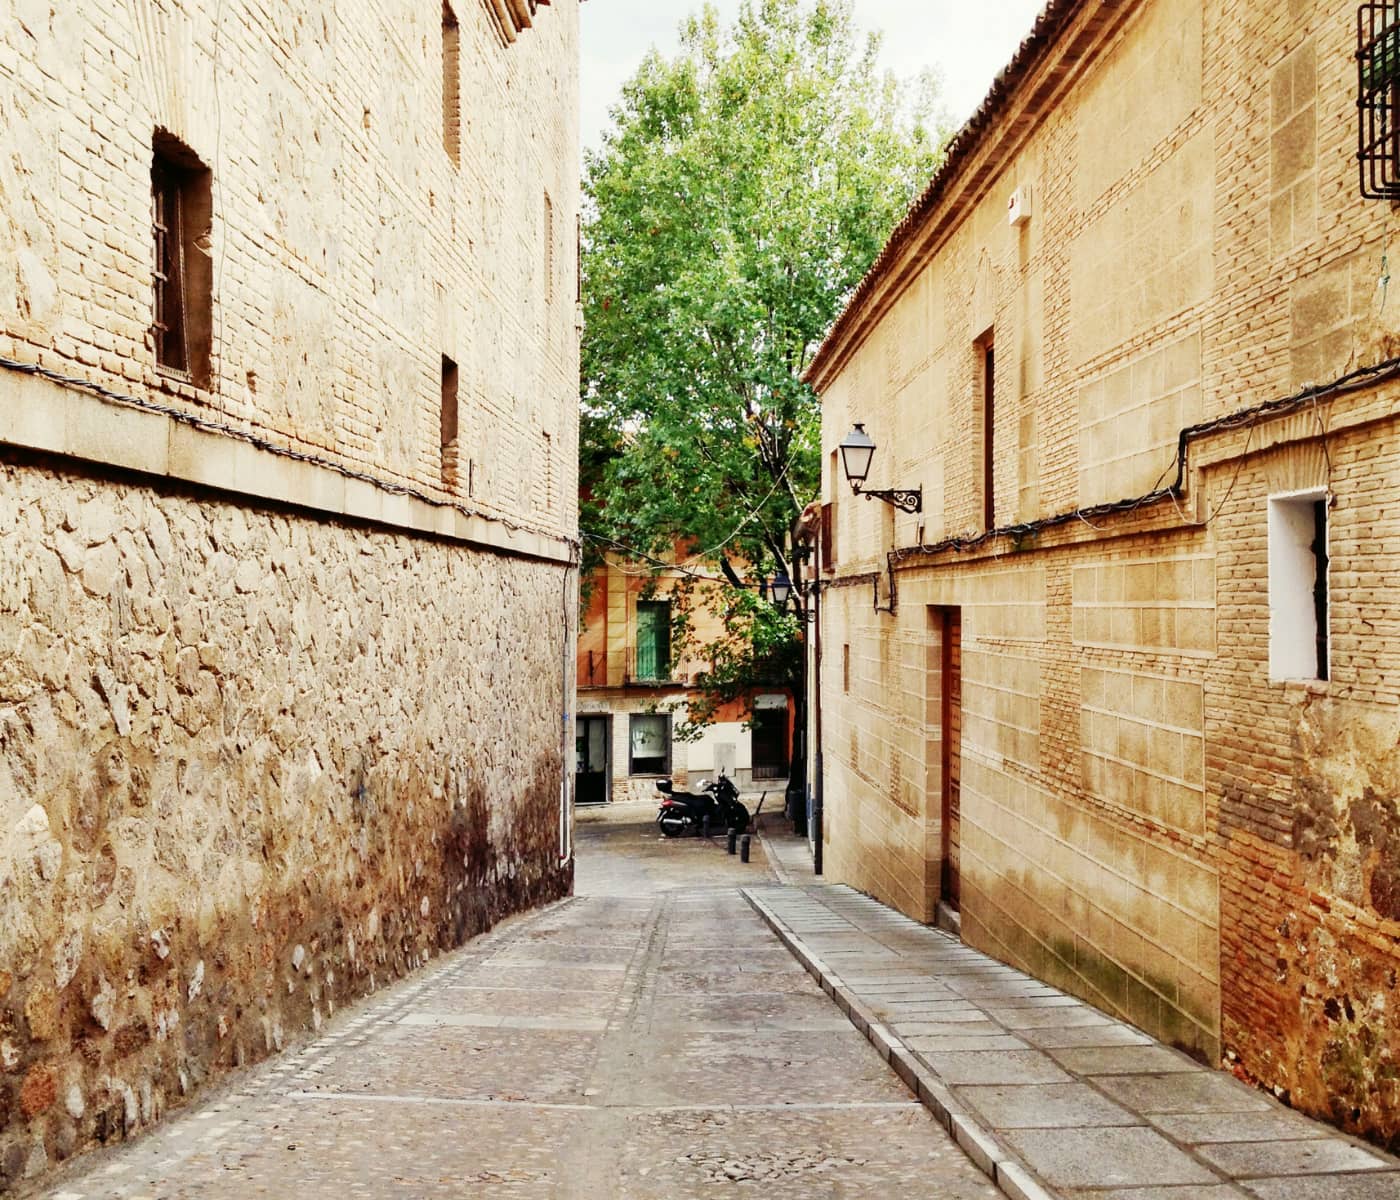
left=978, top=332, right=996, bottom=530
left=151, top=132, right=213, bottom=389
left=441, top=354, right=459, bottom=491
left=442, top=1, right=460, bottom=165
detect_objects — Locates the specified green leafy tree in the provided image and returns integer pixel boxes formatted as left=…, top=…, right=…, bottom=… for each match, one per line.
left=581, top=0, right=945, bottom=795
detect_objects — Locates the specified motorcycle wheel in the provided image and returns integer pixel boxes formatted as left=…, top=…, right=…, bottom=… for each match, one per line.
left=658, top=817, right=689, bottom=839
left=725, top=802, right=751, bottom=833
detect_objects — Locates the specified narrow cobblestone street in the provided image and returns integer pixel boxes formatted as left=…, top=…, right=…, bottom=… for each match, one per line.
left=31, top=803, right=997, bottom=1199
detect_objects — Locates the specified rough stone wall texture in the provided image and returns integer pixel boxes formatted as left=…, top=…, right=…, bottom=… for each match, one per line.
left=814, top=0, right=1400, bottom=1149
left=0, top=0, right=580, bottom=1188
left=0, top=460, right=573, bottom=1183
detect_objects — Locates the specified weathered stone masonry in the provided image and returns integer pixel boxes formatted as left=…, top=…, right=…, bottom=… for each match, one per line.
left=0, top=456, right=572, bottom=1175
left=0, top=0, right=581, bottom=1188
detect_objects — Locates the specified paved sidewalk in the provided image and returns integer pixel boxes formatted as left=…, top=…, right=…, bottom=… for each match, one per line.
left=745, top=873, right=1400, bottom=1200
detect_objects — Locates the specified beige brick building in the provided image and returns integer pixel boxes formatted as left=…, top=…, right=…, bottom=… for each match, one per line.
left=0, top=0, right=579, bottom=1185
left=808, top=0, right=1400, bottom=1146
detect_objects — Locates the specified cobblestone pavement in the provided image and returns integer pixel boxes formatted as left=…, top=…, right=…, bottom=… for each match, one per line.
left=33, top=801, right=998, bottom=1199
left=747, top=862, right=1400, bottom=1200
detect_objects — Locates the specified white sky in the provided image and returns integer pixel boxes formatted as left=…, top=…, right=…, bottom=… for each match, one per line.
left=580, top=0, right=1048, bottom=153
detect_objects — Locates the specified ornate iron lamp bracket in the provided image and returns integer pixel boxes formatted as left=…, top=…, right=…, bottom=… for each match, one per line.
left=853, top=483, right=922, bottom=514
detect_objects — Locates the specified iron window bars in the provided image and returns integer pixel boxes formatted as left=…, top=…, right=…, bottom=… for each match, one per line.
left=1359, top=3, right=1400, bottom=198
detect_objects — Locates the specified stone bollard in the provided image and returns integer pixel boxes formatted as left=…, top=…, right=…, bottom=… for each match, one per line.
left=740, top=835, right=751, bottom=863
left=702, top=814, right=711, bottom=839
left=727, top=828, right=738, bottom=854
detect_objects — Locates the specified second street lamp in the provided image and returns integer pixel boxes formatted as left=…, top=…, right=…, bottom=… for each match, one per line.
left=837, top=422, right=922, bottom=514
left=770, top=571, right=792, bottom=607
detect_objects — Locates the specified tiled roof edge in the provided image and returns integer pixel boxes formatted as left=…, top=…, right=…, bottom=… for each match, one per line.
left=804, top=0, right=1089, bottom=389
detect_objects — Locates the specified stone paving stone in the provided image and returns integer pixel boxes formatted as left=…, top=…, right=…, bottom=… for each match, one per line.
left=668, top=990, right=847, bottom=1027
left=873, top=999, right=987, bottom=1015
left=990, top=1005, right=1116, bottom=1029
left=890, top=1019, right=1007, bottom=1037
left=1022, top=1024, right=1156, bottom=1049
left=1003, top=1126, right=1221, bottom=1188
left=612, top=1106, right=999, bottom=1199
left=905, top=1034, right=1031, bottom=1053
left=1149, top=1109, right=1335, bottom=1143
left=918, top=1049, right=1075, bottom=1085
left=469, top=965, right=625, bottom=992
left=627, top=1029, right=909, bottom=1107
left=958, top=1082, right=1143, bottom=1128
left=310, top=1025, right=604, bottom=1103
left=1062, top=1187, right=1253, bottom=1199
left=438, top=985, right=618, bottom=1019
left=1094, top=1071, right=1277, bottom=1114
left=1048, top=1045, right=1204, bottom=1075
left=1195, top=1138, right=1393, bottom=1177
left=492, top=943, right=635, bottom=967
left=657, top=969, right=808, bottom=994
left=1242, top=1175, right=1400, bottom=1199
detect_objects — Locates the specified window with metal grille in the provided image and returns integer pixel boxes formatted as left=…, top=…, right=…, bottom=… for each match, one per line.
left=1359, top=4, right=1400, bottom=198
left=635, top=600, right=671, bottom=681
left=151, top=133, right=213, bottom=388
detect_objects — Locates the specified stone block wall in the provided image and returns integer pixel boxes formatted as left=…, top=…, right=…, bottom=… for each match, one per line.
left=810, top=0, right=1400, bottom=1147
left=0, top=461, right=573, bottom=1183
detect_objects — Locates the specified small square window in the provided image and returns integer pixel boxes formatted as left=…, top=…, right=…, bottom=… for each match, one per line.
left=629, top=713, right=671, bottom=775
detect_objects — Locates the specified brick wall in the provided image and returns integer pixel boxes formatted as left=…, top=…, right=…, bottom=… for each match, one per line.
left=0, top=0, right=580, bottom=1186
left=812, top=0, right=1400, bottom=1147
left=0, top=0, right=579, bottom=539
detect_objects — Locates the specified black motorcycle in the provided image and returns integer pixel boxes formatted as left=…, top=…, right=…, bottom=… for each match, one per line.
left=655, top=773, right=750, bottom=839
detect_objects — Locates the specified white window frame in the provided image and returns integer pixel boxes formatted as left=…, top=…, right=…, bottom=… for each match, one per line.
left=1267, top=488, right=1329, bottom=682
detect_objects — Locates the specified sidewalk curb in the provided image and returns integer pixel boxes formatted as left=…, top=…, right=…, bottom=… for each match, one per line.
left=755, top=831, right=795, bottom=887
left=743, top=888, right=1058, bottom=1200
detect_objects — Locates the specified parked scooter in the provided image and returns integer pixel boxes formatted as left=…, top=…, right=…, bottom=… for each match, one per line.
left=655, top=773, right=750, bottom=839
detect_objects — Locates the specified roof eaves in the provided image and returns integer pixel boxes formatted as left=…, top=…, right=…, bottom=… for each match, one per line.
left=804, top=0, right=1091, bottom=391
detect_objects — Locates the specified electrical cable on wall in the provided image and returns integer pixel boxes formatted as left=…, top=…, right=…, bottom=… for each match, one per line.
left=887, top=353, right=1400, bottom=567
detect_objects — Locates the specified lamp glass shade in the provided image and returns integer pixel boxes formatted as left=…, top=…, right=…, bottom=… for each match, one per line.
left=838, top=423, right=876, bottom=486
left=770, top=571, right=792, bottom=606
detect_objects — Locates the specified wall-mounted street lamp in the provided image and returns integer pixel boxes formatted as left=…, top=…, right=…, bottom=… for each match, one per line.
left=770, top=571, right=792, bottom=607
left=838, top=423, right=922, bottom=514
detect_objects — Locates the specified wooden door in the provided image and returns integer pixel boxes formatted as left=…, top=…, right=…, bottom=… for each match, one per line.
left=939, top=608, right=962, bottom=909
